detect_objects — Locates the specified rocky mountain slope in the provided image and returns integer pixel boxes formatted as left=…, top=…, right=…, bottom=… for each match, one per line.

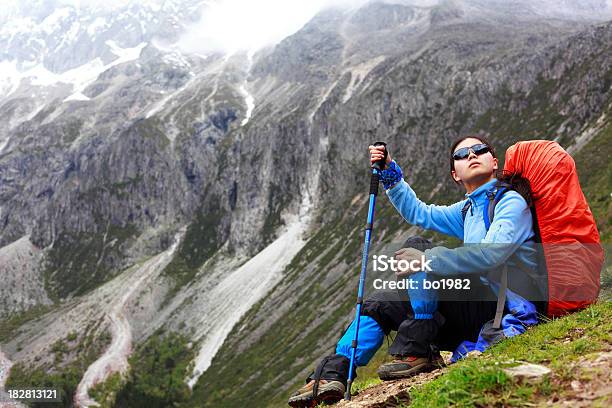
left=0, top=1, right=611, bottom=407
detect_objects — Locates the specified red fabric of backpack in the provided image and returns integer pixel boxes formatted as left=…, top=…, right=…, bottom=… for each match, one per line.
left=503, top=140, right=603, bottom=317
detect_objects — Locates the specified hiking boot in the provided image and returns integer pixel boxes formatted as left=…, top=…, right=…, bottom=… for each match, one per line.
left=287, top=378, right=345, bottom=407
left=377, top=354, right=445, bottom=381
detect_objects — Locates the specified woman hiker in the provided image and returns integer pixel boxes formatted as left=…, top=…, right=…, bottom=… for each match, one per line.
left=288, top=135, right=543, bottom=407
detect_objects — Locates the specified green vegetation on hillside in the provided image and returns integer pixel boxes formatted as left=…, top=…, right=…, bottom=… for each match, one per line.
left=574, top=119, right=612, bottom=242
left=162, top=204, right=225, bottom=300
left=114, top=332, right=195, bottom=408
left=0, top=304, right=53, bottom=343
left=45, top=224, right=137, bottom=299
left=6, top=322, right=112, bottom=407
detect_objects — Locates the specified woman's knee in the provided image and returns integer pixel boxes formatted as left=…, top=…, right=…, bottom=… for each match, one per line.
left=362, top=290, right=411, bottom=333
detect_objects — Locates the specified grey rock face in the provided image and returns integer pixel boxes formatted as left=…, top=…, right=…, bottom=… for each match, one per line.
left=0, top=236, right=51, bottom=318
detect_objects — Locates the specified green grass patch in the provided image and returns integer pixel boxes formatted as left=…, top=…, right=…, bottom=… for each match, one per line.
left=573, top=117, right=612, bottom=243
left=114, top=331, right=195, bottom=408
left=341, top=303, right=611, bottom=407
left=44, top=223, right=137, bottom=299
left=161, top=204, right=225, bottom=302
left=89, top=372, right=124, bottom=408
left=0, top=304, right=54, bottom=343
left=402, top=301, right=612, bottom=407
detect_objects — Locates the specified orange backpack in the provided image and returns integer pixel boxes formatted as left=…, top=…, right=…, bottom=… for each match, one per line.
left=504, top=140, right=604, bottom=317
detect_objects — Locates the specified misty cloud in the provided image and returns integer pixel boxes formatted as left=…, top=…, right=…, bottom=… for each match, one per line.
left=175, top=0, right=370, bottom=55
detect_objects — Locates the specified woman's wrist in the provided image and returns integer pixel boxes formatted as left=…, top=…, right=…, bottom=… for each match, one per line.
left=380, top=160, right=403, bottom=190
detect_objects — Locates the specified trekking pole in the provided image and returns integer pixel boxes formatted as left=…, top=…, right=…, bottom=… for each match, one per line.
left=345, top=141, right=387, bottom=401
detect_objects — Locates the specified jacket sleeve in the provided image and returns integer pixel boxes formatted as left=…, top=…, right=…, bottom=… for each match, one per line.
left=424, top=191, right=533, bottom=276
left=386, top=179, right=465, bottom=240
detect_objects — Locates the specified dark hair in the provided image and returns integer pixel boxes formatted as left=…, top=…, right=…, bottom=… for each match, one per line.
left=449, top=134, right=497, bottom=181
left=497, top=171, right=533, bottom=207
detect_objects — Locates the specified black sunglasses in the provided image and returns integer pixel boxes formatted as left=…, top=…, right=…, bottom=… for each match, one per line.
left=452, top=143, right=491, bottom=161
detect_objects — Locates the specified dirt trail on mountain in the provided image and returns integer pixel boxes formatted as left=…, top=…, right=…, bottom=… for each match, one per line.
left=335, top=359, right=450, bottom=408
left=74, top=234, right=182, bottom=407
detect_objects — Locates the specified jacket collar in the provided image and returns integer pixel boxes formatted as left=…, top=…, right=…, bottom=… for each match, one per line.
left=465, top=178, right=498, bottom=201
left=462, top=178, right=499, bottom=217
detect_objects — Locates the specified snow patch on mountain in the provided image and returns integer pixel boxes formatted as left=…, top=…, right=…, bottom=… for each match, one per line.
left=0, top=60, right=22, bottom=98
left=0, top=139, right=9, bottom=154
left=239, top=83, right=255, bottom=125
left=86, top=16, right=108, bottom=36
left=1, top=41, right=146, bottom=102
left=239, top=51, right=255, bottom=125
left=40, top=7, right=73, bottom=35
left=63, top=41, right=147, bottom=101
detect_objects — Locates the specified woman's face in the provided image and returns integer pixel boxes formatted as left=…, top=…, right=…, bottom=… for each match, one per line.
left=451, top=137, right=498, bottom=186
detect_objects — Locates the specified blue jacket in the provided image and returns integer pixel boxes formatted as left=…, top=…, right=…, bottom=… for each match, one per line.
left=386, top=175, right=538, bottom=276
left=334, top=162, right=541, bottom=365
left=383, top=161, right=540, bottom=360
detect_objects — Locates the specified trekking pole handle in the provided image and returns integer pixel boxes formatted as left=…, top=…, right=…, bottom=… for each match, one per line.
left=370, top=142, right=387, bottom=196
left=372, top=141, right=388, bottom=171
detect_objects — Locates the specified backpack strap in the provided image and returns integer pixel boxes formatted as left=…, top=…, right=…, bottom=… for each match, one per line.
left=461, top=200, right=472, bottom=221
left=484, top=185, right=509, bottom=232
left=493, top=265, right=507, bottom=329
left=465, top=183, right=510, bottom=228
left=485, top=182, right=510, bottom=329
left=464, top=182, right=535, bottom=328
